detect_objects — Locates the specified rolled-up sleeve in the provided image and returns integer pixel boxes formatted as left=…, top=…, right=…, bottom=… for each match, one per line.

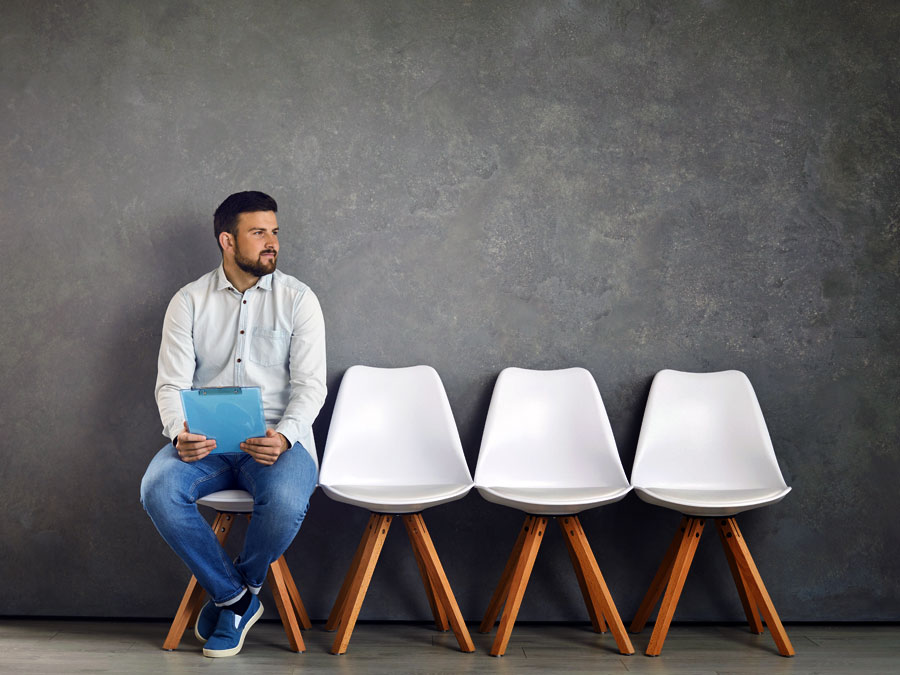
left=275, top=288, right=327, bottom=447
left=155, top=290, right=195, bottom=441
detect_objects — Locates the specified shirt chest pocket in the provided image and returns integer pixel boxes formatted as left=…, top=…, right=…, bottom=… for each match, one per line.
left=249, top=328, right=290, bottom=367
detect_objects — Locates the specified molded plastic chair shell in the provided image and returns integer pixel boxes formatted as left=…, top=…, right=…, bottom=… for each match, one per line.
left=474, top=367, right=631, bottom=515
left=197, top=489, right=255, bottom=513
left=318, top=365, right=473, bottom=514
left=630, top=369, right=791, bottom=517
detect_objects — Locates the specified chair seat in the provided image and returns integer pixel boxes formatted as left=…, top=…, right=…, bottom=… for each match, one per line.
left=634, top=486, right=792, bottom=516
left=476, top=485, right=632, bottom=515
left=320, top=483, right=472, bottom=513
left=196, top=489, right=254, bottom=513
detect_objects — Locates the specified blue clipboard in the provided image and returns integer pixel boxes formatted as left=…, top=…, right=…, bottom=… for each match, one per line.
left=180, top=386, right=267, bottom=454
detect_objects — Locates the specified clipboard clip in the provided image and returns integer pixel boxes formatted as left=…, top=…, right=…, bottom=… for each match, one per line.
left=198, top=387, right=243, bottom=396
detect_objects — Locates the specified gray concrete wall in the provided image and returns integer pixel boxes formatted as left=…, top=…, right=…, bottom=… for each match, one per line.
left=1, top=0, right=897, bottom=621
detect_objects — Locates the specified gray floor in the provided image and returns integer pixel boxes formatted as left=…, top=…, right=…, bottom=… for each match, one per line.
left=0, top=620, right=897, bottom=674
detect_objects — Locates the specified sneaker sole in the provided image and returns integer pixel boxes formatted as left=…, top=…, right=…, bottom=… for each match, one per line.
left=202, top=602, right=264, bottom=658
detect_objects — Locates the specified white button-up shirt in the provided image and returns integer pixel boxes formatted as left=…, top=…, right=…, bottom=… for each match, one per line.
left=155, top=264, right=326, bottom=465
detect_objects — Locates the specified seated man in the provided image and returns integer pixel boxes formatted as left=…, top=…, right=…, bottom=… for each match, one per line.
left=141, top=191, right=326, bottom=658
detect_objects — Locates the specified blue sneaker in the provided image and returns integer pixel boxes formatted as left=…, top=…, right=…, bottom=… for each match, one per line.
left=194, top=600, right=220, bottom=643
left=202, top=594, right=263, bottom=658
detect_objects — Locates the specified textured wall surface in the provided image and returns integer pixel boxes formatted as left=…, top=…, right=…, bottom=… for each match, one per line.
left=1, top=0, right=898, bottom=621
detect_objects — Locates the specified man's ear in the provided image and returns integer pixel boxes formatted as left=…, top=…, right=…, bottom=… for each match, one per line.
left=219, top=231, right=233, bottom=252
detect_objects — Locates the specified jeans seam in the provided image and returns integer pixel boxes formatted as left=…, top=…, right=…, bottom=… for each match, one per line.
left=188, top=464, right=245, bottom=595
left=238, top=464, right=257, bottom=496
left=188, top=465, right=232, bottom=502
left=215, top=546, right=244, bottom=596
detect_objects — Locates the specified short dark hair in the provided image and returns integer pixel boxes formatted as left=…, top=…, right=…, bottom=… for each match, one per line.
left=213, top=191, right=278, bottom=251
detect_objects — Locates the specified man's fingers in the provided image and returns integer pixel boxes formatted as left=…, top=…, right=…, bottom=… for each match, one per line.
left=242, top=437, right=279, bottom=449
left=180, top=443, right=212, bottom=454
left=245, top=434, right=277, bottom=444
left=178, top=439, right=217, bottom=460
left=179, top=448, right=210, bottom=463
left=182, top=439, right=216, bottom=450
left=240, top=442, right=280, bottom=466
left=241, top=445, right=277, bottom=456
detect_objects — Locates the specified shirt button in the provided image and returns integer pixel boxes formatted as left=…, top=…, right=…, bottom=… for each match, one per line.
left=237, top=358, right=242, bottom=363
left=243, top=300, right=247, bottom=304
left=240, top=330, right=245, bottom=334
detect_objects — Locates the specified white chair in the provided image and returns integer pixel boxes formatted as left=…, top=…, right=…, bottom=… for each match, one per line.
left=163, top=490, right=311, bottom=652
left=628, top=369, right=794, bottom=657
left=318, top=365, right=475, bottom=655
left=474, top=367, right=634, bottom=656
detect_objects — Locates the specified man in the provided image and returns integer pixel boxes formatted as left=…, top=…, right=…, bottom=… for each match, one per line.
left=141, top=191, right=326, bottom=658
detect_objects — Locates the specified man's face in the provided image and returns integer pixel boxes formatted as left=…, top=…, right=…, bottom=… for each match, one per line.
left=230, top=210, right=279, bottom=277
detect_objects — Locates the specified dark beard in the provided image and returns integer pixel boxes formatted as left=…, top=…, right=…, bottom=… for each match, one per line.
left=234, top=250, right=277, bottom=277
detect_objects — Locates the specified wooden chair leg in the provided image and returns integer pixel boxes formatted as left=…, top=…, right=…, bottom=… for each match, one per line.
left=559, top=516, right=634, bottom=655
left=330, top=514, right=392, bottom=655
left=325, top=513, right=377, bottom=631
left=267, top=557, right=305, bottom=652
left=629, top=515, right=689, bottom=634
left=163, top=576, right=207, bottom=650
left=479, top=518, right=528, bottom=633
left=407, top=522, right=450, bottom=631
left=276, top=556, right=312, bottom=630
left=716, top=520, right=763, bottom=634
left=645, top=517, right=705, bottom=656
left=490, top=515, right=547, bottom=657
left=559, top=517, right=607, bottom=634
left=717, top=518, right=795, bottom=657
left=402, top=514, right=475, bottom=653
left=162, top=512, right=236, bottom=650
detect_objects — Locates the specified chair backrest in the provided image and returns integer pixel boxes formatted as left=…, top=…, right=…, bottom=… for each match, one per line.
left=473, top=367, right=629, bottom=489
left=319, top=365, right=472, bottom=487
left=630, top=369, right=788, bottom=491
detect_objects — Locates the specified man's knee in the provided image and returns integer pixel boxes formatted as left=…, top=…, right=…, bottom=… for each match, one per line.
left=140, top=462, right=167, bottom=515
left=140, top=445, right=185, bottom=515
left=258, top=484, right=311, bottom=526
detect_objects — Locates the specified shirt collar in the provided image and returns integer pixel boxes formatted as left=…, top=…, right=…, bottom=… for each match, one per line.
left=215, top=264, right=232, bottom=291
left=215, top=263, right=274, bottom=291
left=257, top=272, right=274, bottom=290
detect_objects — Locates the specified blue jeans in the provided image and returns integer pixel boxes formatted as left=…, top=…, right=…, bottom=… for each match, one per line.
left=140, top=443, right=317, bottom=605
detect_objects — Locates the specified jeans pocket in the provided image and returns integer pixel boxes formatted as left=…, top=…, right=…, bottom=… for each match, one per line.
left=249, top=328, right=290, bottom=367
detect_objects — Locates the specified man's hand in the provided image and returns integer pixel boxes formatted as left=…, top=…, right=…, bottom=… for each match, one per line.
left=241, top=429, right=289, bottom=466
left=176, top=421, right=216, bottom=462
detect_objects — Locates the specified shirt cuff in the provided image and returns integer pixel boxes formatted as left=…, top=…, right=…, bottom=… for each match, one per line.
left=275, top=420, right=310, bottom=450
left=163, top=419, right=184, bottom=442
